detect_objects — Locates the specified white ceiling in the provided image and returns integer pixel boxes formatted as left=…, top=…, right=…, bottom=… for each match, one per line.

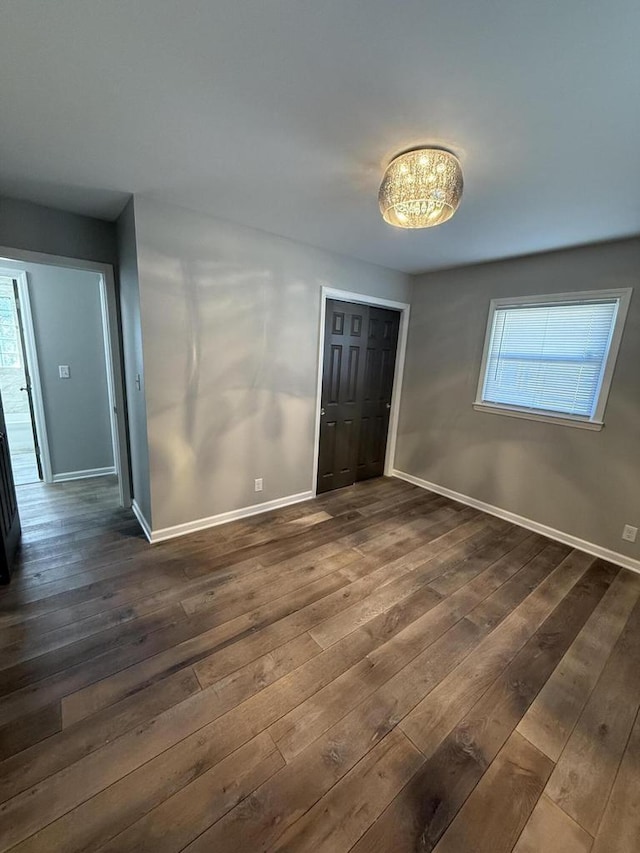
left=1, top=1, right=639, bottom=274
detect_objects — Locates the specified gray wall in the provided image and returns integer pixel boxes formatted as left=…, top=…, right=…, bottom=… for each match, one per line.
left=396, top=237, right=640, bottom=559
left=133, top=196, right=411, bottom=531
left=0, top=195, right=117, bottom=266
left=0, top=260, right=114, bottom=476
left=116, top=200, right=152, bottom=523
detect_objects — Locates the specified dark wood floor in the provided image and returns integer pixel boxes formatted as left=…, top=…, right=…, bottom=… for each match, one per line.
left=0, top=476, right=638, bottom=852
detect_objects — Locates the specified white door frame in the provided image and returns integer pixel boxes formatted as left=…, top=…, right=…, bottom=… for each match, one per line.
left=0, top=246, right=131, bottom=508
left=312, top=286, right=411, bottom=496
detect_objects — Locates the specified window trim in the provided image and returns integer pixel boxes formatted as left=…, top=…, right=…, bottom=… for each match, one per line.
left=473, top=287, right=633, bottom=430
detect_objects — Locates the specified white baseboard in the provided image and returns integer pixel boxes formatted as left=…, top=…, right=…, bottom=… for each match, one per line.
left=131, top=499, right=153, bottom=542
left=393, top=469, right=640, bottom=576
left=147, top=490, right=314, bottom=544
left=52, top=466, right=116, bottom=483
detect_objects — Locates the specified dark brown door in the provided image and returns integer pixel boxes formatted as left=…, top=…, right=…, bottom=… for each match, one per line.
left=0, top=390, right=21, bottom=583
left=317, top=300, right=400, bottom=494
left=356, top=306, right=400, bottom=481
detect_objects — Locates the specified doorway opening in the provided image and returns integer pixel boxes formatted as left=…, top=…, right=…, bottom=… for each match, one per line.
left=313, top=288, right=410, bottom=495
left=0, top=276, right=42, bottom=484
left=0, top=248, right=132, bottom=582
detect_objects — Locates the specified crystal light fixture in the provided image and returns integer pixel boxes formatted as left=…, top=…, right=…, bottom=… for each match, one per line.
left=378, top=148, right=463, bottom=228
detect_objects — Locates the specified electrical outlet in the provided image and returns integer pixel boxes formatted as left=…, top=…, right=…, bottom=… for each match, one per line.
left=58, top=365, right=70, bottom=379
left=622, top=524, right=638, bottom=543
left=254, top=478, right=263, bottom=492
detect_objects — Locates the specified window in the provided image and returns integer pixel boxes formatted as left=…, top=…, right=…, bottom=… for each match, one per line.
left=0, top=286, right=21, bottom=369
left=474, top=289, right=632, bottom=430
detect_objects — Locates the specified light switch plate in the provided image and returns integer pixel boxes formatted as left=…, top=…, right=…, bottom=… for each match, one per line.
left=58, top=365, right=70, bottom=379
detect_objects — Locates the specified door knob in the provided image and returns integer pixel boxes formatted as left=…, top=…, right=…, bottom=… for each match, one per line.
left=386, top=402, right=391, bottom=410
left=320, top=408, right=326, bottom=416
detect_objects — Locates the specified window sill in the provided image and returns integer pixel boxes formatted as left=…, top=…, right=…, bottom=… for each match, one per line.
left=472, top=402, right=604, bottom=431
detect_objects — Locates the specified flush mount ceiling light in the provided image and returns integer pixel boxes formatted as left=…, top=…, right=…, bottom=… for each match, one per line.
left=378, top=148, right=463, bottom=229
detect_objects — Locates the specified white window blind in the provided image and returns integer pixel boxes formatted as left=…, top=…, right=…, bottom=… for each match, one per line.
left=481, top=299, right=619, bottom=418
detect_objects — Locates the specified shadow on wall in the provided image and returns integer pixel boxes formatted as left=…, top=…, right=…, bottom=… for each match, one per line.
left=142, top=252, right=318, bottom=524
left=131, top=195, right=410, bottom=529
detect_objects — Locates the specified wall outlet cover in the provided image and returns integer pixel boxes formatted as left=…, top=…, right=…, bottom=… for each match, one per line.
left=58, top=365, right=70, bottom=379
left=622, top=524, right=638, bottom=543
left=254, top=478, right=263, bottom=492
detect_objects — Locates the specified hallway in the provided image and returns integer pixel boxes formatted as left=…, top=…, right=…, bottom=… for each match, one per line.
left=12, top=474, right=134, bottom=584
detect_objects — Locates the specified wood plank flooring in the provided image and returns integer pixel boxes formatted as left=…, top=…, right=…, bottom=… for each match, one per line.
left=0, top=475, right=639, bottom=852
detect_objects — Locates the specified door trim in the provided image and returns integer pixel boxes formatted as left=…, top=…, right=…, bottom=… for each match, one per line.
left=0, top=268, right=53, bottom=482
left=312, top=287, right=410, bottom=496
left=0, top=246, right=132, bottom=509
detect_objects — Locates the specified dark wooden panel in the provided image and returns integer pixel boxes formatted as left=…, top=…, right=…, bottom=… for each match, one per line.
left=317, top=301, right=368, bottom=493
left=433, top=732, right=554, bottom=853
left=317, top=421, right=337, bottom=491
left=0, top=702, right=61, bottom=762
left=328, top=345, right=341, bottom=403
left=592, top=706, right=640, bottom=853
left=544, top=591, right=640, bottom=834
left=0, top=390, right=20, bottom=584
left=346, top=346, right=360, bottom=402
left=356, top=306, right=400, bottom=482
left=318, top=301, right=399, bottom=494
left=353, top=555, right=612, bottom=852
